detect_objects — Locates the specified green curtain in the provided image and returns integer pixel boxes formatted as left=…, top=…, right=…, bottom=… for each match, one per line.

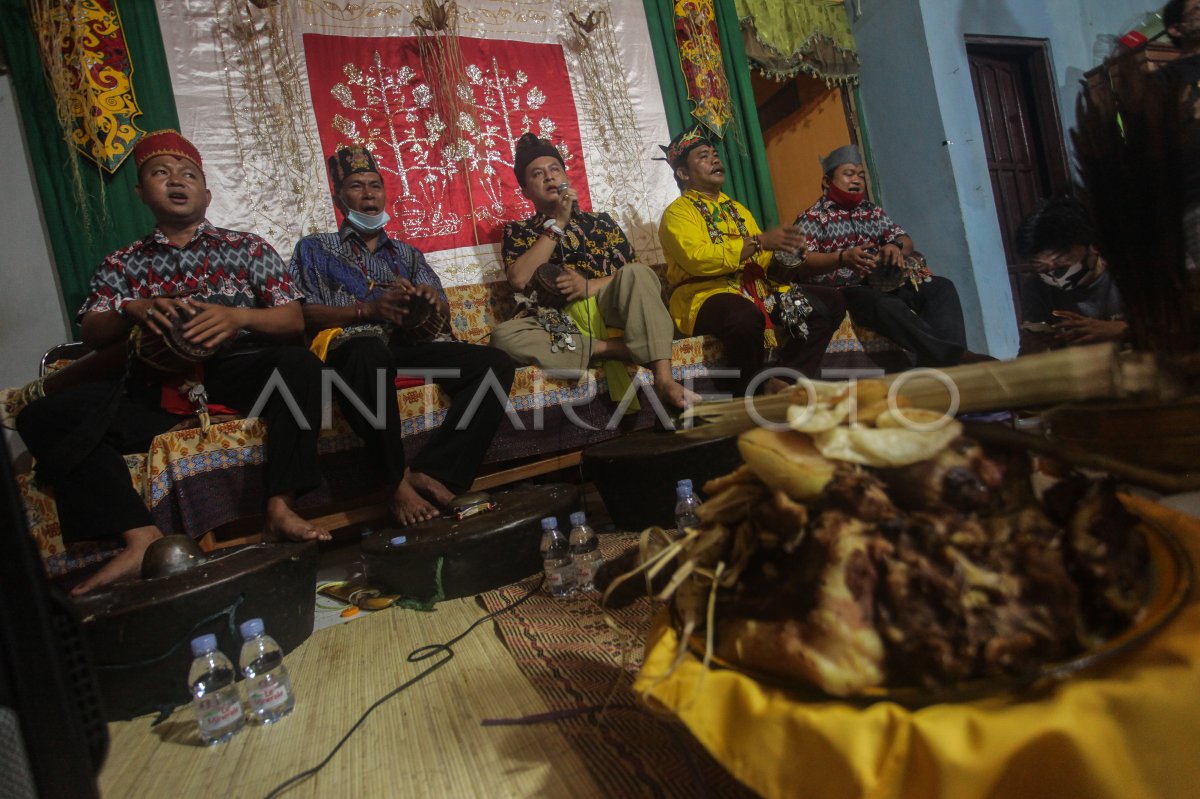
left=0, top=0, right=179, bottom=333
left=642, top=0, right=779, bottom=228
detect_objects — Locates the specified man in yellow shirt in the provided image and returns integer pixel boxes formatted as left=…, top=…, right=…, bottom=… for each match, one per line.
left=658, top=126, right=844, bottom=395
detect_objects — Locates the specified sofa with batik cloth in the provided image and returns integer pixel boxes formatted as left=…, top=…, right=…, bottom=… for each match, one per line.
left=2, top=268, right=903, bottom=579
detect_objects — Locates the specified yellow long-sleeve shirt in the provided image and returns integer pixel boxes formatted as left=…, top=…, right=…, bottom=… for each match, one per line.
left=659, top=189, right=773, bottom=336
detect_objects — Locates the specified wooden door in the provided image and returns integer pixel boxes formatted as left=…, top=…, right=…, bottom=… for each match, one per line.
left=752, top=71, right=861, bottom=224
left=967, top=38, right=1071, bottom=322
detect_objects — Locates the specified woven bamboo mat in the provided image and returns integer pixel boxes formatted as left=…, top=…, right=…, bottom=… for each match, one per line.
left=100, top=587, right=605, bottom=798
left=479, top=533, right=757, bottom=798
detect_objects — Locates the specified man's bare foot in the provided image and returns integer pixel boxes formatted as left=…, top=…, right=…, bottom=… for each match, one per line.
left=407, top=469, right=456, bottom=507
left=654, top=378, right=701, bottom=411
left=71, top=526, right=162, bottom=597
left=264, top=496, right=332, bottom=543
left=391, top=476, right=441, bottom=527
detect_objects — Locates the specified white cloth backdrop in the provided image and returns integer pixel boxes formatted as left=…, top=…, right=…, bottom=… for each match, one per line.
left=155, top=0, right=677, bottom=287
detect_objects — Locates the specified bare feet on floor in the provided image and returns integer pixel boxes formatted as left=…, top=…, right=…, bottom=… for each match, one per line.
left=264, top=496, right=332, bottom=543
left=71, top=526, right=162, bottom=597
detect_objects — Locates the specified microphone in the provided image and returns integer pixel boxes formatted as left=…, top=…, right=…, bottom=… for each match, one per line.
left=556, top=181, right=580, bottom=216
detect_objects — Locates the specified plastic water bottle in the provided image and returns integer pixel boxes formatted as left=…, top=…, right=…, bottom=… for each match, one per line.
left=674, top=479, right=702, bottom=538
left=568, top=511, right=603, bottom=592
left=188, top=634, right=245, bottom=745
left=540, top=516, right=576, bottom=597
left=238, top=618, right=295, bottom=725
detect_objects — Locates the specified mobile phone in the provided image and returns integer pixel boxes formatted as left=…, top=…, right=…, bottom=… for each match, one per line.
left=1021, top=321, right=1053, bottom=334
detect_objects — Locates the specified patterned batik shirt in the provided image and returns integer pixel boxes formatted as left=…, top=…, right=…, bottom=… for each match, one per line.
left=795, top=195, right=908, bottom=287
left=288, top=224, right=448, bottom=336
left=80, top=221, right=302, bottom=343
left=501, top=210, right=636, bottom=281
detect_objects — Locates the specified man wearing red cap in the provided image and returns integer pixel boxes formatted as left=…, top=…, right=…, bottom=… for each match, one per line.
left=288, top=144, right=516, bottom=526
left=17, top=129, right=331, bottom=596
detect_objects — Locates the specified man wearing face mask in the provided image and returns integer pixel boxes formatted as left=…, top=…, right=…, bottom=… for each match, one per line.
left=793, top=145, right=970, bottom=368
left=1014, top=197, right=1128, bottom=355
left=288, top=144, right=516, bottom=526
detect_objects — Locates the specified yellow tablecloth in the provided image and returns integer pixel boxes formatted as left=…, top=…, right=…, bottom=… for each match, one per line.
left=634, top=495, right=1200, bottom=799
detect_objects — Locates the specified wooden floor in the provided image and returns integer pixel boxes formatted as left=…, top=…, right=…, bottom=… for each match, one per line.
left=100, top=593, right=604, bottom=798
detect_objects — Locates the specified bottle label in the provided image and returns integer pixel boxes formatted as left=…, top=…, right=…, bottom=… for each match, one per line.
left=198, top=694, right=243, bottom=731
left=577, top=558, right=600, bottom=586
left=249, top=680, right=290, bottom=711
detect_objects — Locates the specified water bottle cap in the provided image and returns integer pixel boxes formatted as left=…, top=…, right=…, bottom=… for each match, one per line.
left=676, top=483, right=693, bottom=498
left=569, top=511, right=586, bottom=526
left=677, top=478, right=693, bottom=491
left=239, top=618, right=265, bottom=639
left=540, top=516, right=557, bottom=530
left=390, top=535, right=408, bottom=546
left=190, top=634, right=218, bottom=657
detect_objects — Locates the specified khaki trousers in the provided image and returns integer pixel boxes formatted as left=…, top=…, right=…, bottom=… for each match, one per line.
left=489, top=262, right=674, bottom=371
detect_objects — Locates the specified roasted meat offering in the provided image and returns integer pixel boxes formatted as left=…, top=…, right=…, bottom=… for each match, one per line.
left=639, top=418, right=1149, bottom=697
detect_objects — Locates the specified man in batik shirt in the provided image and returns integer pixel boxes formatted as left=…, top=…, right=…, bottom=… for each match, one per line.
left=658, top=126, right=845, bottom=396
left=17, top=130, right=331, bottom=595
left=490, top=132, right=697, bottom=411
left=793, top=144, right=968, bottom=367
left=289, top=145, right=515, bottom=526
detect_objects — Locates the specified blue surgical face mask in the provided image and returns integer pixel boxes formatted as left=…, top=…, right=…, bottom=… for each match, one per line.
left=345, top=208, right=391, bottom=232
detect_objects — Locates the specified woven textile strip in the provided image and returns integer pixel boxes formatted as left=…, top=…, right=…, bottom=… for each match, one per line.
left=734, top=0, right=860, bottom=84
left=673, top=0, right=733, bottom=137
left=480, top=533, right=755, bottom=798
left=31, top=0, right=143, bottom=171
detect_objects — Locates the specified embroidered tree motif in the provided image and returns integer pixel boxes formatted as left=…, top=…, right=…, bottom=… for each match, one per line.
left=454, top=57, right=571, bottom=223
left=328, top=50, right=463, bottom=237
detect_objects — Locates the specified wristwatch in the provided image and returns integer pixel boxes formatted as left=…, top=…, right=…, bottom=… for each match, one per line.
left=114, top=296, right=134, bottom=319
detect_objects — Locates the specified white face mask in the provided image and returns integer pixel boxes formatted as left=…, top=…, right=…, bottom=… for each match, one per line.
left=345, top=208, right=391, bottom=232
left=1037, top=262, right=1087, bottom=290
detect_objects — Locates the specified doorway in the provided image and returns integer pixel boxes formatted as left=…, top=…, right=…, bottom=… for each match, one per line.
left=752, top=72, right=861, bottom=224
left=966, top=36, right=1071, bottom=322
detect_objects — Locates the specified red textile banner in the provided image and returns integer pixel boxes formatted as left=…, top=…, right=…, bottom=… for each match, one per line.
left=303, top=34, right=591, bottom=253
left=673, top=0, right=733, bottom=138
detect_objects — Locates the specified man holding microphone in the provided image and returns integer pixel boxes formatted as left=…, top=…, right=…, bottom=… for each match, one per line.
left=491, top=132, right=697, bottom=411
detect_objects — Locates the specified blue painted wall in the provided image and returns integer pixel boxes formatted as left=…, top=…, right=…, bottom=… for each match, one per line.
left=851, top=0, right=1159, bottom=357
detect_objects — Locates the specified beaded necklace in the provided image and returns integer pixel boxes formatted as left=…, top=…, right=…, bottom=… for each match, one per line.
left=689, top=194, right=750, bottom=249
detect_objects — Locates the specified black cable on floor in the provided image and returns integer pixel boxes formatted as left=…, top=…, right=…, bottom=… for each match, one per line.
left=262, top=574, right=545, bottom=799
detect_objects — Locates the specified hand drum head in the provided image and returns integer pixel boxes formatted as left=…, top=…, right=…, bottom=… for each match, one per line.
left=526, top=262, right=570, bottom=309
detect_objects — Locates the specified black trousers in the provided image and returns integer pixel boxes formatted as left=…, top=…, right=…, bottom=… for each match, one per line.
left=16, top=346, right=324, bottom=544
left=840, top=277, right=966, bottom=367
left=325, top=337, right=516, bottom=493
left=692, top=285, right=846, bottom=396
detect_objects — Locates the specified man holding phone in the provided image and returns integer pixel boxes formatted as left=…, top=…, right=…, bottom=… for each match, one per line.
left=1014, top=197, right=1128, bottom=355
